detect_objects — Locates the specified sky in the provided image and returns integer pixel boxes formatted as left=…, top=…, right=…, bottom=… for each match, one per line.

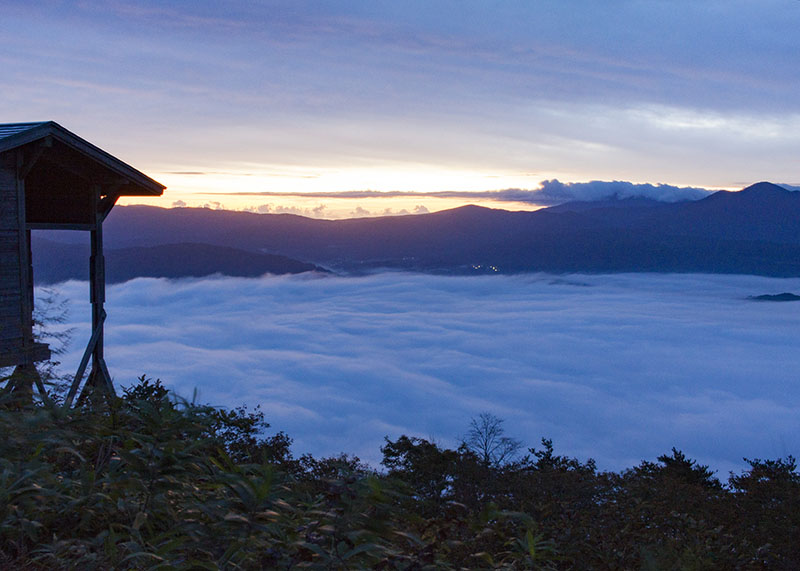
left=41, top=272, right=800, bottom=476
left=3, top=1, right=800, bottom=216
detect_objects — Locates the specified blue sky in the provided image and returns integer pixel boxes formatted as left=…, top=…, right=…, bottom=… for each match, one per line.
left=3, top=1, right=800, bottom=212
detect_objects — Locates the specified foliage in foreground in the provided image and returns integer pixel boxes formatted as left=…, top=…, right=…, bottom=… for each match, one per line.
left=0, top=378, right=798, bottom=570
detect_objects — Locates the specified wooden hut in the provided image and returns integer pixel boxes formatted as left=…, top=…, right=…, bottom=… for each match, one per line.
left=0, top=122, right=164, bottom=404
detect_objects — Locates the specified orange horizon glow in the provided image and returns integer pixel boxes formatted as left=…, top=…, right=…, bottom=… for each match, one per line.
left=118, top=192, right=547, bottom=219
left=118, top=164, right=742, bottom=219
left=119, top=164, right=559, bottom=218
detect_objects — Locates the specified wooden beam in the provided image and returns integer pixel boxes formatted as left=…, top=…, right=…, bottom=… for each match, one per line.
left=17, top=138, right=51, bottom=181
left=97, top=189, right=121, bottom=223
left=37, top=148, right=93, bottom=181
left=38, top=145, right=130, bottom=186
left=0, top=342, right=50, bottom=369
left=26, top=222, right=95, bottom=231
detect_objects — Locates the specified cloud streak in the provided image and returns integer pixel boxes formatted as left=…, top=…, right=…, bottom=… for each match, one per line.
left=47, top=272, right=800, bottom=475
left=207, top=179, right=716, bottom=206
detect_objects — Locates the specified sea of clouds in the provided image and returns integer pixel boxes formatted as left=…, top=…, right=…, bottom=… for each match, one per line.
left=45, top=272, right=800, bottom=476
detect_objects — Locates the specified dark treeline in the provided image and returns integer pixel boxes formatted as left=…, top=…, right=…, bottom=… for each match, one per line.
left=0, top=377, right=798, bottom=570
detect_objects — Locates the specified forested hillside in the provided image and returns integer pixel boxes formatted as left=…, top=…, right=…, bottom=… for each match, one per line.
left=0, top=378, right=797, bottom=569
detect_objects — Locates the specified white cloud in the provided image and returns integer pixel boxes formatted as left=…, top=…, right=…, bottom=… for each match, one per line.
left=526, top=179, right=713, bottom=204
left=48, top=272, right=800, bottom=475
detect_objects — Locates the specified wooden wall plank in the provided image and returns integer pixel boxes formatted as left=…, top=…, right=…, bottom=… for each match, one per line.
left=0, top=251, right=17, bottom=268
left=0, top=266, right=20, bottom=284
left=0, top=265, right=20, bottom=280
left=0, top=160, right=18, bottom=229
left=0, top=338, right=25, bottom=351
left=0, top=202, right=16, bottom=227
left=0, top=337, right=25, bottom=368
left=0, top=293, right=21, bottom=318
left=0, top=322, right=23, bottom=342
left=0, top=231, right=18, bottom=254
left=0, top=153, right=25, bottom=360
left=0, top=222, right=21, bottom=302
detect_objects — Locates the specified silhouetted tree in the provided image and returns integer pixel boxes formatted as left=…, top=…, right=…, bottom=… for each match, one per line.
left=462, top=412, right=522, bottom=467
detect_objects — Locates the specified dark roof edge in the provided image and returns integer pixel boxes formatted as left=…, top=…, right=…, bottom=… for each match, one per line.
left=0, top=121, right=165, bottom=196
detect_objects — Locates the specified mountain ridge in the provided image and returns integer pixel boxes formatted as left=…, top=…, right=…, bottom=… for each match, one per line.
left=33, top=182, right=800, bottom=280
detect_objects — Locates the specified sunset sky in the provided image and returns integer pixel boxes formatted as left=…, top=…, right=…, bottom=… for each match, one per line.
left=3, top=1, right=800, bottom=216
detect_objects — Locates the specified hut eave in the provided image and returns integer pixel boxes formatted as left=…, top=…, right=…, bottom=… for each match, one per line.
left=0, top=121, right=165, bottom=197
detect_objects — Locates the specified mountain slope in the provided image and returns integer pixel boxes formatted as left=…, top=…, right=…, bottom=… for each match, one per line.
left=33, top=182, right=800, bottom=278
left=32, top=238, right=323, bottom=284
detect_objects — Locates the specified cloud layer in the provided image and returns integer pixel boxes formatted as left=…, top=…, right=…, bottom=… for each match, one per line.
left=527, top=179, right=714, bottom=204
left=47, top=272, right=800, bottom=475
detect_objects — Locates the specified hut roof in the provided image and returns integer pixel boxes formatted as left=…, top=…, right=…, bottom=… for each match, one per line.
left=0, top=121, right=164, bottom=196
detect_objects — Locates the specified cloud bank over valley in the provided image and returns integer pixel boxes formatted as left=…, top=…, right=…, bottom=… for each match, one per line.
left=47, top=272, right=800, bottom=474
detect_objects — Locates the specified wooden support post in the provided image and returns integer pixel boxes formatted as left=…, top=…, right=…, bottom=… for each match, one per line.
left=4, top=364, right=51, bottom=407
left=4, top=364, right=36, bottom=403
left=63, top=310, right=105, bottom=408
left=82, top=187, right=115, bottom=402
left=11, top=151, right=35, bottom=401
left=61, top=187, right=121, bottom=408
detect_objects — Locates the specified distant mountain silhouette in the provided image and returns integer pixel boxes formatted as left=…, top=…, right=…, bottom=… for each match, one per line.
left=32, top=238, right=323, bottom=284
left=749, top=292, right=800, bottom=302
left=33, top=182, right=800, bottom=280
left=546, top=196, right=665, bottom=213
